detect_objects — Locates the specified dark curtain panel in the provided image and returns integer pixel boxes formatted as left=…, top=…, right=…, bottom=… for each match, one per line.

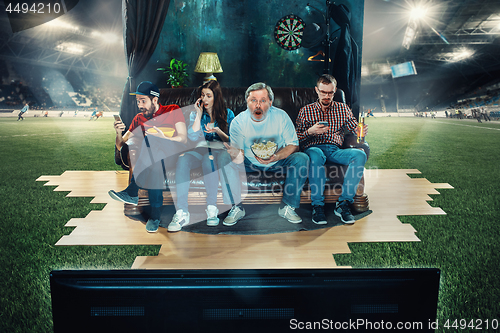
left=330, top=4, right=359, bottom=118
left=332, top=27, right=359, bottom=113
left=120, top=0, right=171, bottom=128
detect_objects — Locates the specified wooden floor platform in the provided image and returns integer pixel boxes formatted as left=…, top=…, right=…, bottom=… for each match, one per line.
left=36, top=169, right=453, bottom=269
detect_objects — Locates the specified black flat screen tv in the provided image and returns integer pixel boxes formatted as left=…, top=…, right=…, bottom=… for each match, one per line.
left=50, top=268, right=440, bottom=332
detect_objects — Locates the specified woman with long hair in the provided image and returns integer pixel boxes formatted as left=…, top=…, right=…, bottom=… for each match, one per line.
left=168, top=80, right=242, bottom=232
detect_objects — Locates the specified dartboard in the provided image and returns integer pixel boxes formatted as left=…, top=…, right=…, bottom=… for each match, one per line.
left=274, top=14, right=305, bottom=51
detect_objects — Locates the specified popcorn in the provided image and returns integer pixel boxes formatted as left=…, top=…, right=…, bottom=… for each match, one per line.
left=251, top=141, right=277, bottom=160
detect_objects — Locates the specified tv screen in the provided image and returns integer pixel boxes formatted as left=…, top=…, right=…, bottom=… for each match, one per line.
left=391, top=61, right=417, bottom=78
left=50, top=268, right=440, bottom=332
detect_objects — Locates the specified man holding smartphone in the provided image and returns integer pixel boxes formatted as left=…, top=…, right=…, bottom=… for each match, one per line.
left=296, top=75, right=367, bottom=225
left=109, top=81, right=187, bottom=233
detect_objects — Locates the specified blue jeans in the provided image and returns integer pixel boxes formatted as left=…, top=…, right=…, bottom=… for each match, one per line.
left=244, top=152, right=309, bottom=209
left=132, top=136, right=184, bottom=208
left=126, top=177, right=165, bottom=209
left=148, top=189, right=164, bottom=208
left=146, top=157, right=179, bottom=208
left=305, top=144, right=366, bottom=206
left=175, top=148, right=240, bottom=211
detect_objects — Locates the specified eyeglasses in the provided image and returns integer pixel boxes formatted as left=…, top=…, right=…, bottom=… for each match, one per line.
left=318, top=90, right=335, bottom=96
left=249, top=98, right=269, bottom=105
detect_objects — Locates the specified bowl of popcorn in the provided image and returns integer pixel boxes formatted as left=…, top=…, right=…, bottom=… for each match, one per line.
left=146, top=127, right=175, bottom=137
left=251, top=140, right=278, bottom=160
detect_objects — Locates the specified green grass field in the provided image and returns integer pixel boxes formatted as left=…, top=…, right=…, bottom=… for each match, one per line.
left=0, top=116, right=499, bottom=332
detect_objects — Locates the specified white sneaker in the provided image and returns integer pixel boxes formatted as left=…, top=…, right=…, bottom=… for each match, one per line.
left=167, top=209, right=190, bottom=232
left=223, top=205, right=245, bottom=226
left=278, top=204, right=302, bottom=223
left=206, top=205, right=219, bottom=226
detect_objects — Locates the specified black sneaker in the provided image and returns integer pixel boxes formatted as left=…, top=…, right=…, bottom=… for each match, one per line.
left=334, top=200, right=355, bottom=224
left=312, top=205, right=327, bottom=224
left=108, top=189, right=138, bottom=205
left=145, top=219, right=161, bottom=233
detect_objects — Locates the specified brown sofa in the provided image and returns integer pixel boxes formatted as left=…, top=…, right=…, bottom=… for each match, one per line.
left=121, top=87, right=370, bottom=214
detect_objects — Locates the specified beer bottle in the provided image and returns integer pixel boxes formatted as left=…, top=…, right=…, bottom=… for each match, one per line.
left=357, top=114, right=365, bottom=143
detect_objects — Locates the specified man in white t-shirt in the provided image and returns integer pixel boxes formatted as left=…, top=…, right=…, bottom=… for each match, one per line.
left=223, top=82, right=309, bottom=226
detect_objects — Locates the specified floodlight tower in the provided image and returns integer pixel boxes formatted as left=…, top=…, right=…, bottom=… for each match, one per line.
left=402, top=5, right=428, bottom=50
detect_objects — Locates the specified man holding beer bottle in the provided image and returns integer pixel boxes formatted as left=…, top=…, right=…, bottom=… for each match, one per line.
left=296, top=74, right=368, bottom=225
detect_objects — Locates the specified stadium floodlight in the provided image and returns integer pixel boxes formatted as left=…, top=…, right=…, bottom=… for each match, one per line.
left=410, top=6, right=428, bottom=20
left=101, top=32, right=120, bottom=44
left=450, top=48, right=474, bottom=62
left=44, top=19, right=79, bottom=33
left=55, top=42, right=85, bottom=55
left=402, top=2, right=433, bottom=49
left=91, top=30, right=120, bottom=44
left=402, top=22, right=417, bottom=49
left=361, top=66, right=369, bottom=77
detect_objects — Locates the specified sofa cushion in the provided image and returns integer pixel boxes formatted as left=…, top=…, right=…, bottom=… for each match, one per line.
left=163, top=163, right=350, bottom=194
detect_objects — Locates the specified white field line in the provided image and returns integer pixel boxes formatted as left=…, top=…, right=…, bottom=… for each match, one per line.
left=0, top=130, right=110, bottom=138
left=433, top=120, right=500, bottom=131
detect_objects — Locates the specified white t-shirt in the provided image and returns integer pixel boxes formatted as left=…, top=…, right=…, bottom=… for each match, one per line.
left=230, top=106, right=299, bottom=168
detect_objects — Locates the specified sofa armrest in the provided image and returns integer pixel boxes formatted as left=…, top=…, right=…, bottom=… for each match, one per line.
left=114, top=145, right=130, bottom=170
left=342, top=133, right=370, bottom=160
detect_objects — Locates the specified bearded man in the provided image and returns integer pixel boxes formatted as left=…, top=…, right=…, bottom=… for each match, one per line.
left=296, top=75, right=367, bottom=225
left=109, top=81, right=186, bottom=233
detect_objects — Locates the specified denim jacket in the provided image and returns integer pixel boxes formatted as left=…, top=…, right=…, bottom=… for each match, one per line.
left=187, top=108, right=235, bottom=143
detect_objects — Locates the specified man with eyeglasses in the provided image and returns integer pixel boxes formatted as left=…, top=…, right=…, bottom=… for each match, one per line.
left=223, top=82, right=309, bottom=226
left=296, top=74, right=367, bottom=225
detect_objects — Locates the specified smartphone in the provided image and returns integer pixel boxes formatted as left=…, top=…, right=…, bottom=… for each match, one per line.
left=318, top=121, right=328, bottom=126
left=113, top=114, right=122, bottom=122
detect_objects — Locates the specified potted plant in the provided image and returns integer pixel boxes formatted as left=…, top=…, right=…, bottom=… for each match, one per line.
left=157, top=58, right=188, bottom=88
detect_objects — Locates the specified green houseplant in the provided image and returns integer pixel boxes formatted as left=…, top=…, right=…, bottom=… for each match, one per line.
left=157, top=58, right=188, bottom=88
